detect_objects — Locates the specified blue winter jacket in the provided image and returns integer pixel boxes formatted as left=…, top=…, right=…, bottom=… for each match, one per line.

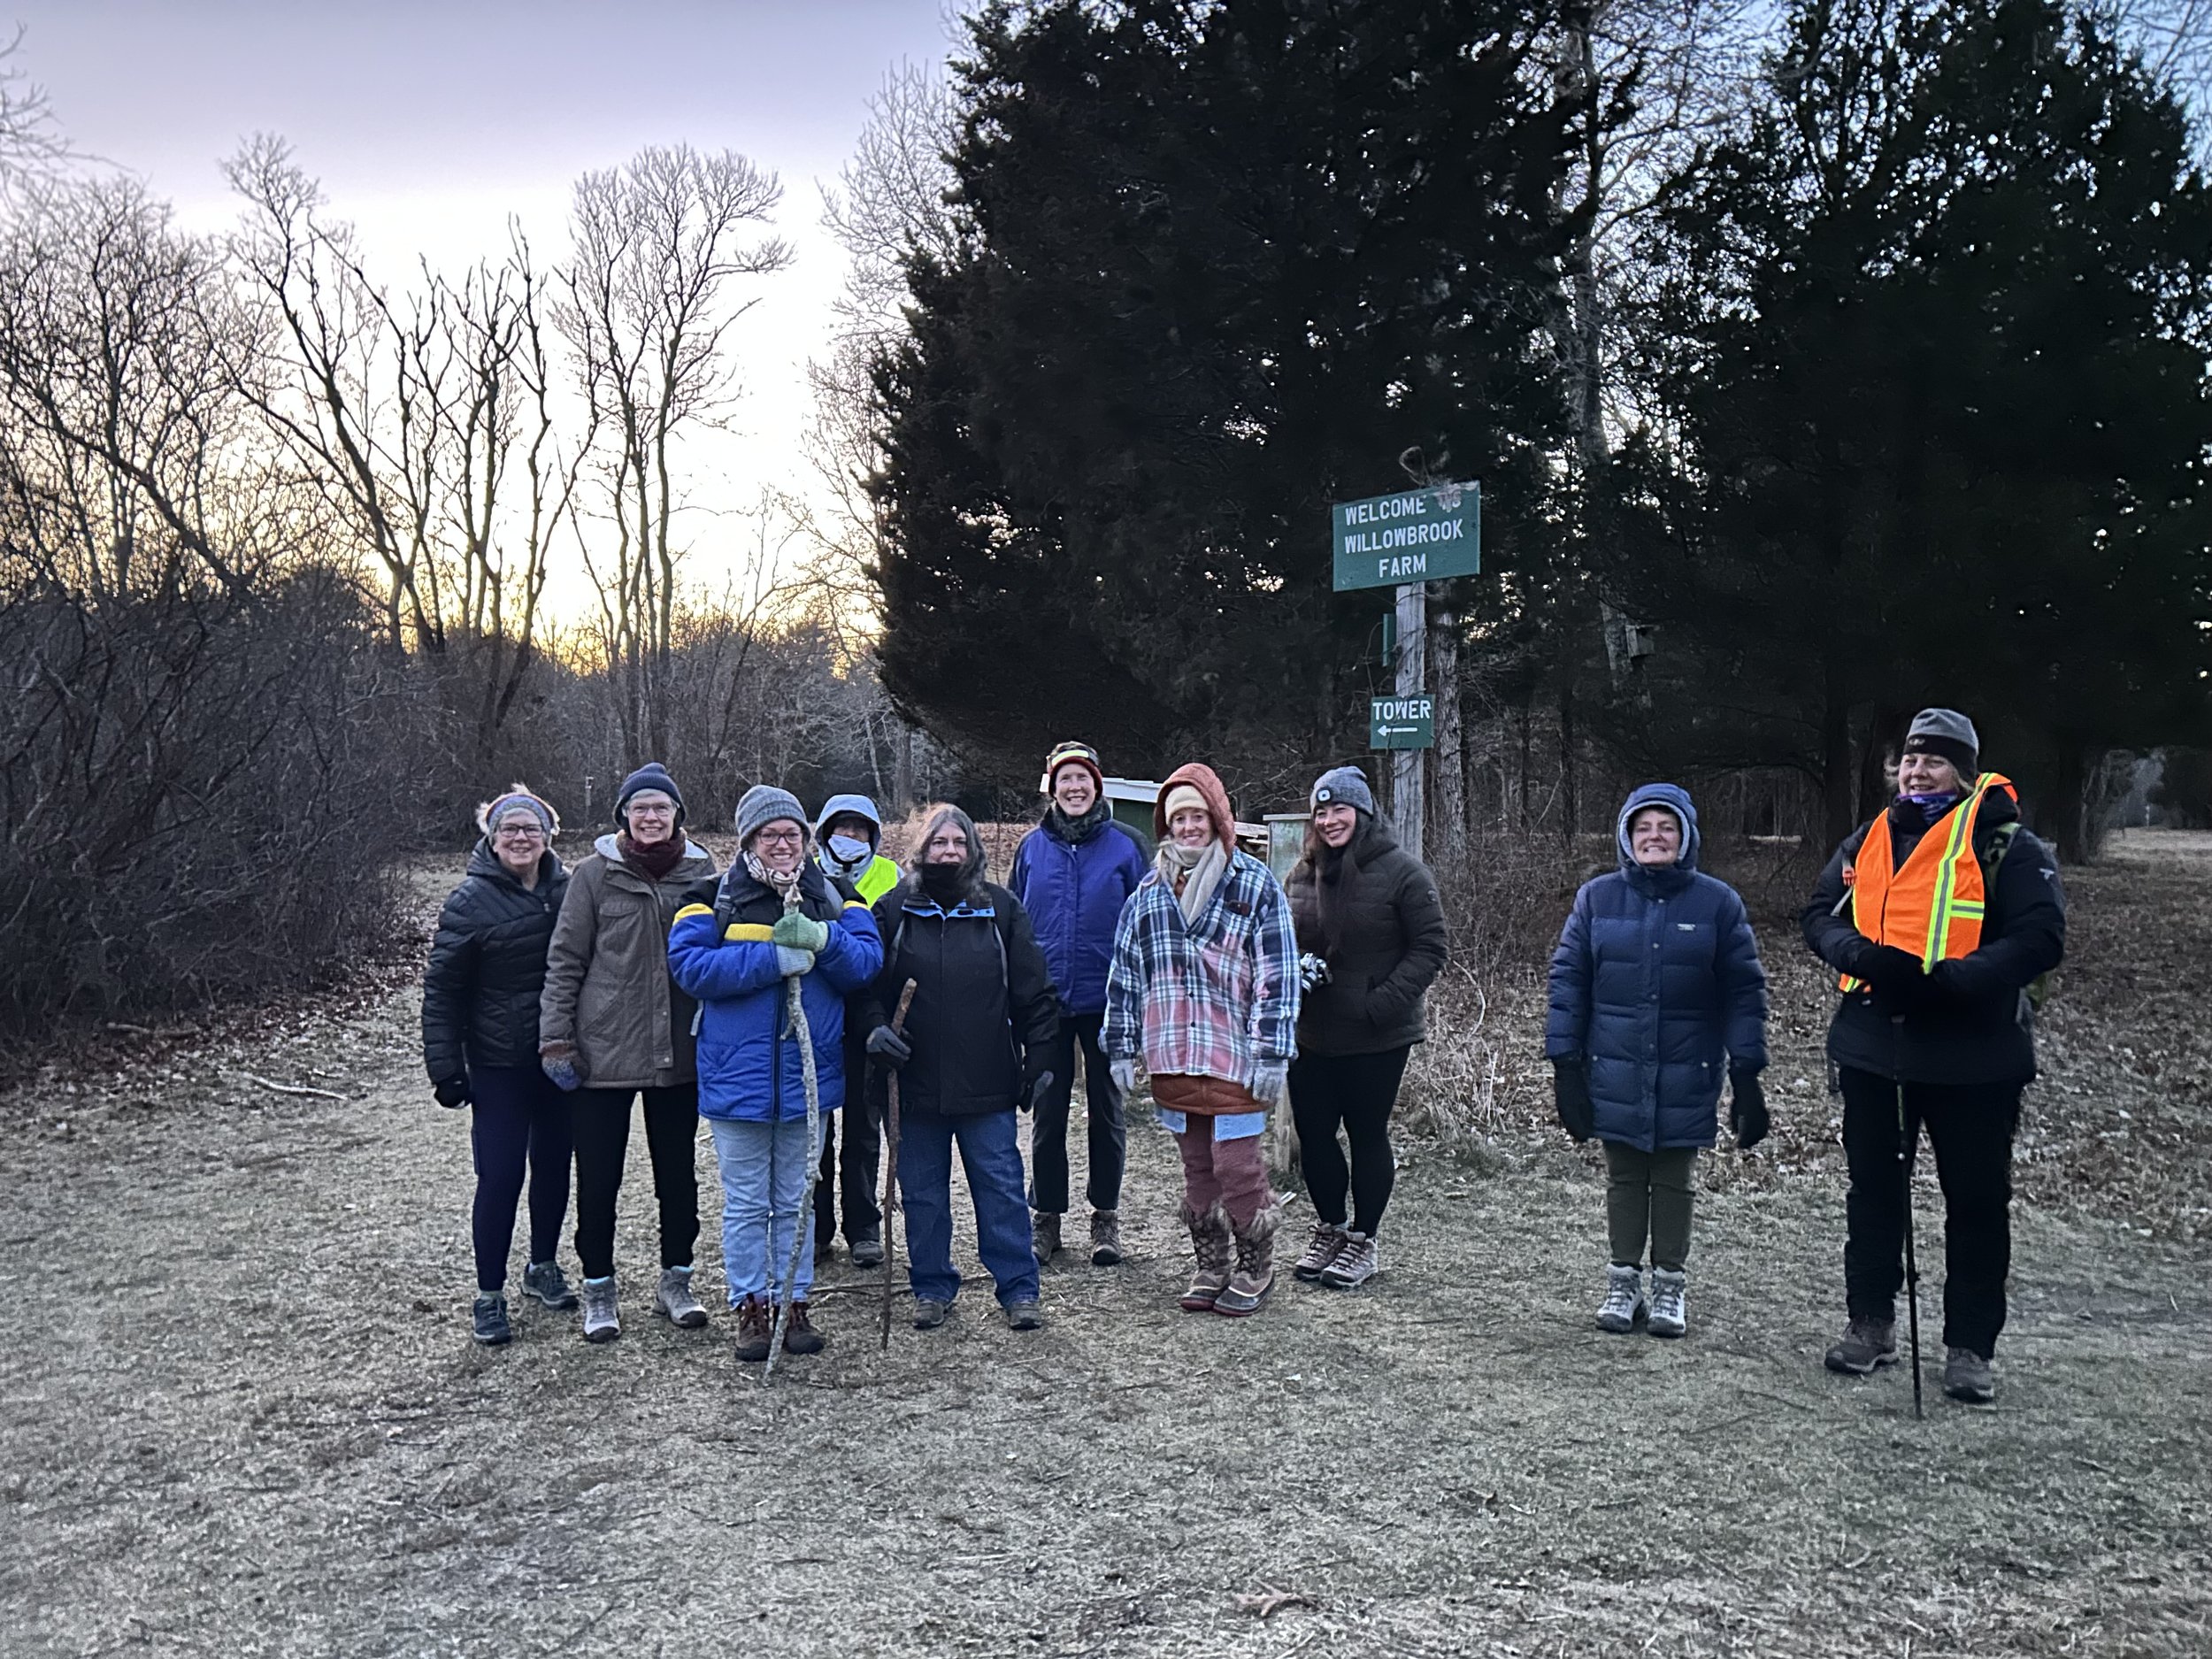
left=667, top=862, right=884, bottom=1124
left=1543, top=784, right=1769, bottom=1151
left=1009, top=811, right=1148, bottom=1016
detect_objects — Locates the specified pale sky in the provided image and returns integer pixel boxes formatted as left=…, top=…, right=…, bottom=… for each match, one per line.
left=6, top=0, right=959, bottom=609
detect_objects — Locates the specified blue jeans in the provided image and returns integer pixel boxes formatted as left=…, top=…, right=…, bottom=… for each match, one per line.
left=708, top=1115, right=826, bottom=1305
left=897, top=1108, right=1039, bottom=1307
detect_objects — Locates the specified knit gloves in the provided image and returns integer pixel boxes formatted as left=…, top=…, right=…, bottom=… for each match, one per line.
left=1110, top=1057, right=1139, bottom=1096
left=1248, top=1061, right=1289, bottom=1106
left=772, top=911, right=830, bottom=952
left=865, top=1025, right=911, bottom=1069
left=539, top=1042, right=581, bottom=1092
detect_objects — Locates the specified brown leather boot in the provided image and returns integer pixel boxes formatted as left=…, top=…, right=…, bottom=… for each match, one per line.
left=1179, top=1202, right=1234, bottom=1312
left=732, top=1294, right=772, bottom=1363
left=1214, top=1202, right=1281, bottom=1317
left=780, top=1300, right=826, bottom=1356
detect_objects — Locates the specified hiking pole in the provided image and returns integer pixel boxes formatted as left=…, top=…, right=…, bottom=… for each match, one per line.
left=764, top=889, right=824, bottom=1388
left=879, top=979, right=918, bottom=1352
left=1899, top=1090, right=1924, bottom=1420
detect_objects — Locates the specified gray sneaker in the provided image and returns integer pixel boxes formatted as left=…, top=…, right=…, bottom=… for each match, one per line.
left=1824, top=1316, right=1899, bottom=1375
left=912, top=1298, right=949, bottom=1331
left=522, top=1260, right=579, bottom=1310
left=654, top=1265, right=708, bottom=1329
left=1292, top=1221, right=1348, bottom=1283
left=1318, top=1230, right=1379, bottom=1290
left=580, top=1275, right=620, bottom=1343
left=1005, top=1299, right=1045, bottom=1331
left=1595, top=1264, right=1646, bottom=1333
left=850, top=1233, right=885, bottom=1269
left=472, top=1293, right=511, bottom=1347
left=1943, top=1346, right=1996, bottom=1404
left=1647, top=1268, right=1688, bottom=1338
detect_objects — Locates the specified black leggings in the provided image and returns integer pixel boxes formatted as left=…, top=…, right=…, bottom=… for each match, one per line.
left=469, top=1064, right=572, bottom=1294
left=571, top=1084, right=700, bottom=1280
left=1289, top=1046, right=1411, bottom=1237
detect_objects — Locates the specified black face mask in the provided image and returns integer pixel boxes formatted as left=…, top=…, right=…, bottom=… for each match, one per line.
left=918, top=862, right=965, bottom=902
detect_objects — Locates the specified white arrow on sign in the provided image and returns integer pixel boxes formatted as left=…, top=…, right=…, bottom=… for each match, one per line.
left=1376, top=724, right=1425, bottom=737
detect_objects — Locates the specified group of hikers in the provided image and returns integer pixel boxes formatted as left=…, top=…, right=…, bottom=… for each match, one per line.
left=421, top=707, right=2064, bottom=1404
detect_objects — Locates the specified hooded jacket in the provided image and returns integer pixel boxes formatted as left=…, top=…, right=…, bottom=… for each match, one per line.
left=422, top=840, right=570, bottom=1081
left=667, top=860, right=884, bottom=1123
left=814, top=793, right=902, bottom=907
left=1285, top=813, right=1450, bottom=1055
left=1801, top=786, right=2064, bottom=1085
left=538, top=832, right=717, bottom=1089
left=1544, top=784, right=1769, bottom=1151
left=1102, top=763, right=1300, bottom=1100
left=1009, top=803, right=1148, bottom=1017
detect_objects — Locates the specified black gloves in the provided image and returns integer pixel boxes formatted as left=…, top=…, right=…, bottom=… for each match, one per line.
left=865, top=1025, right=912, bottom=1070
left=1930, top=955, right=2001, bottom=1008
left=433, top=1076, right=470, bottom=1110
left=1729, top=1066, right=1769, bottom=1150
left=1024, top=1070, right=1055, bottom=1114
left=1855, top=943, right=1939, bottom=1015
left=1552, top=1060, right=1594, bottom=1143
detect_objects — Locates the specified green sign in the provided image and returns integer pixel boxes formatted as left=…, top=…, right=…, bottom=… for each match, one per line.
left=1370, top=695, right=1435, bottom=750
left=1332, top=481, right=1480, bottom=591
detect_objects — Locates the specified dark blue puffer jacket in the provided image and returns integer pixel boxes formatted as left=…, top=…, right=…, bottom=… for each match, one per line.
left=1009, top=812, right=1148, bottom=1016
left=1544, top=784, right=1769, bottom=1150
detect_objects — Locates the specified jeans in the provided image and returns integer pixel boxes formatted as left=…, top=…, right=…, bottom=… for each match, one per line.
left=1839, top=1066, right=2021, bottom=1357
left=816, top=1076, right=882, bottom=1243
left=468, top=1064, right=572, bottom=1294
left=1027, top=1010, right=1127, bottom=1215
left=1289, top=1045, right=1410, bottom=1236
left=1173, top=1125, right=1274, bottom=1230
left=709, top=1115, right=826, bottom=1305
left=1601, top=1142, right=1698, bottom=1272
left=897, top=1108, right=1039, bottom=1308
left=570, top=1084, right=700, bottom=1280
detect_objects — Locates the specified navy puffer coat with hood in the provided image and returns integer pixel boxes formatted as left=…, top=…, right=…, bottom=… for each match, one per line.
left=1544, top=784, right=1769, bottom=1150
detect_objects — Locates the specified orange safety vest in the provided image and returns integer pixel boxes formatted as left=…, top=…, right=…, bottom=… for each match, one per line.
left=1840, top=772, right=2015, bottom=992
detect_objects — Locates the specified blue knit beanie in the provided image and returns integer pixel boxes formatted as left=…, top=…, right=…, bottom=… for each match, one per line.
left=735, top=784, right=809, bottom=849
left=1310, top=765, right=1376, bottom=817
left=614, top=762, right=684, bottom=826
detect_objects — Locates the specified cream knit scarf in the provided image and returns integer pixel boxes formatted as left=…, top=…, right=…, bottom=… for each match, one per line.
left=1156, top=836, right=1229, bottom=926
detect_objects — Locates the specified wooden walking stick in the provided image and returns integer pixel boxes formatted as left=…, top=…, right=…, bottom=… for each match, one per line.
left=879, top=979, right=918, bottom=1351
left=1900, top=1091, right=1925, bottom=1420
left=764, top=885, right=825, bottom=1387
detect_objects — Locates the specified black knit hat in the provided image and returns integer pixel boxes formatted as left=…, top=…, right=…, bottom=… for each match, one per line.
left=1901, top=710, right=1978, bottom=780
left=614, top=762, right=684, bottom=826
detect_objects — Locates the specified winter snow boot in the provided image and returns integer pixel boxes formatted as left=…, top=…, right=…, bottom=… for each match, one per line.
left=1179, top=1202, right=1235, bottom=1312
left=1824, top=1316, right=1900, bottom=1376
left=732, top=1294, right=773, bottom=1363
left=1032, top=1210, right=1062, bottom=1264
left=653, top=1265, right=709, bottom=1329
left=1319, top=1230, right=1379, bottom=1290
left=1595, top=1264, right=1647, bottom=1334
left=1293, top=1221, right=1349, bottom=1283
left=1943, top=1347, right=1996, bottom=1404
left=1089, top=1210, right=1123, bottom=1267
left=580, top=1274, right=620, bottom=1343
left=1647, top=1268, right=1688, bottom=1338
left=779, top=1301, right=826, bottom=1356
left=1214, top=1203, right=1281, bottom=1317
left=472, top=1293, right=511, bottom=1347
left=850, top=1232, right=886, bottom=1269
left=522, top=1260, right=579, bottom=1310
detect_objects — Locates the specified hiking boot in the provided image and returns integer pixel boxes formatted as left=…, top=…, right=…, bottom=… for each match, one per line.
left=1943, top=1346, right=1996, bottom=1404
left=522, top=1260, right=579, bottom=1310
left=1005, top=1299, right=1045, bottom=1332
left=1089, top=1210, right=1123, bottom=1267
left=732, top=1294, right=772, bottom=1363
left=1179, top=1202, right=1234, bottom=1312
left=654, top=1265, right=709, bottom=1329
left=472, top=1293, right=511, bottom=1347
left=780, top=1301, right=826, bottom=1356
left=1648, top=1268, right=1688, bottom=1338
left=1824, top=1316, right=1899, bottom=1375
left=1595, top=1264, right=1647, bottom=1334
left=1032, top=1210, right=1062, bottom=1264
left=913, top=1298, right=949, bottom=1331
left=1293, top=1221, right=1349, bottom=1282
left=850, top=1233, right=885, bottom=1269
left=1319, top=1230, right=1379, bottom=1290
left=580, top=1275, right=620, bottom=1343
left=1214, top=1203, right=1281, bottom=1317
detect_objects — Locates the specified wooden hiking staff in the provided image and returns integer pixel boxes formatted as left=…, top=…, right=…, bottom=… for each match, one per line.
left=880, top=979, right=918, bottom=1351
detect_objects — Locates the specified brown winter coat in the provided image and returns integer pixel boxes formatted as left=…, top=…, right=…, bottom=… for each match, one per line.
left=538, top=833, right=717, bottom=1088
left=1285, top=817, right=1450, bottom=1056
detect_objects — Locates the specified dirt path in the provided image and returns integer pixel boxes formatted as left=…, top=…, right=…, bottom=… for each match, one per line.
left=5, top=838, right=2211, bottom=1656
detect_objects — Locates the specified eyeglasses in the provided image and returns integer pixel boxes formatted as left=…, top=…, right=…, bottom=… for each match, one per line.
left=495, top=826, right=546, bottom=841
left=755, top=828, right=804, bottom=846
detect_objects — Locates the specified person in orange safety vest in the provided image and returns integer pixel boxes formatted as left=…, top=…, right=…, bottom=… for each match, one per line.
left=1801, top=708, right=2065, bottom=1406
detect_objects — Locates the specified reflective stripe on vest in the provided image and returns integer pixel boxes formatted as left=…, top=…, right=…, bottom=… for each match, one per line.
left=1840, top=772, right=2015, bottom=992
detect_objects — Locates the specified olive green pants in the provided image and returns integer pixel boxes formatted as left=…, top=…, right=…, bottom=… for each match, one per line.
left=1602, top=1142, right=1698, bottom=1273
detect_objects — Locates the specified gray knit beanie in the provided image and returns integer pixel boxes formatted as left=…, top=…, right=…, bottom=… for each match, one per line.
left=1310, top=765, right=1377, bottom=817
left=1903, top=709, right=1979, bottom=779
left=734, top=784, right=809, bottom=849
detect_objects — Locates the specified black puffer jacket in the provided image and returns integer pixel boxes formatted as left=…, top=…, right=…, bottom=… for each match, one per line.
left=422, top=841, right=570, bottom=1083
left=1801, top=787, right=2065, bottom=1086
left=863, top=872, right=1060, bottom=1118
left=1285, top=816, right=1451, bottom=1056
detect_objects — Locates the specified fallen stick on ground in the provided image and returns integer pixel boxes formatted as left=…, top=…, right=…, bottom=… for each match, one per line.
left=241, top=1074, right=344, bottom=1101
left=1233, top=1587, right=1318, bottom=1620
